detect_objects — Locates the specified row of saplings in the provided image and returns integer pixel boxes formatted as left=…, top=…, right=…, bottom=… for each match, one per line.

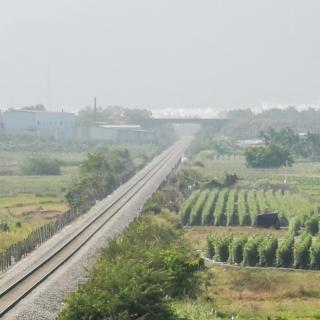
left=207, top=233, right=320, bottom=269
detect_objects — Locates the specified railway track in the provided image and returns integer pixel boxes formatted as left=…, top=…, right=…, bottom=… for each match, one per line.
left=0, top=137, right=191, bottom=318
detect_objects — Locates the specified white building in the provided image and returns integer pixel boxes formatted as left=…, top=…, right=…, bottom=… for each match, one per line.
left=2, top=110, right=76, bottom=140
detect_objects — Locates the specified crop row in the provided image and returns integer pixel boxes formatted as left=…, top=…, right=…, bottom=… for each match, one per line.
left=207, top=233, right=320, bottom=269
left=180, top=188, right=320, bottom=228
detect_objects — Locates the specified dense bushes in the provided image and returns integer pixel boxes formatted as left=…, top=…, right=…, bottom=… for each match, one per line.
left=207, top=235, right=215, bottom=259
left=207, top=233, right=320, bottom=270
left=276, top=236, right=294, bottom=267
left=142, top=187, right=183, bottom=215
left=243, top=237, right=262, bottom=266
left=305, top=215, right=320, bottom=235
left=21, top=157, right=61, bottom=175
left=244, top=144, right=294, bottom=168
left=294, top=233, right=312, bottom=269
left=288, top=217, right=301, bottom=236
left=229, top=235, right=247, bottom=264
left=310, top=236, right=320, bottom=269
left=59, top=214, right=203, bottom=319
left=65, top=149, right=134, bottom=207
left=214, top=235, right=232, bottom=262
left=259, top=236, right=278, bottom=267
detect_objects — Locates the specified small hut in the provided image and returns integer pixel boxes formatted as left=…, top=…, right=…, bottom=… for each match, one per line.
left=256, top=212, right=280, bottom=229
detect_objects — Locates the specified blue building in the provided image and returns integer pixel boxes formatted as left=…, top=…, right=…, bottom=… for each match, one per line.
left=2, top=110, right=76, bottom=140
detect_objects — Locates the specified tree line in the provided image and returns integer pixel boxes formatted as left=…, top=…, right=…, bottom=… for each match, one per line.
left=244, top=127, right=320, bottom=167
left=221, top=106, right=320, bottom=139
left=65, top=148, right=135, bottom=208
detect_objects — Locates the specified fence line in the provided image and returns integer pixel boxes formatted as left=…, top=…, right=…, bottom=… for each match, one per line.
left=0, top=163, right=145, bottom=273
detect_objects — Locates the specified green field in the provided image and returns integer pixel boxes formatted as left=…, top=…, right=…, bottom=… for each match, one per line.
left=180, top=187, right=319, bottom=228
left=191, top=152, right=320, bottom=198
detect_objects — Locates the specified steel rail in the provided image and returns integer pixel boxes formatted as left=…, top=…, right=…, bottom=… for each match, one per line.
left=0, top=138, right=190, bottom=318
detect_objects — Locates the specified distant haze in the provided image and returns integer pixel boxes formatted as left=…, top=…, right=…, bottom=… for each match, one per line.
left=1, top=0, right=320, bottom=112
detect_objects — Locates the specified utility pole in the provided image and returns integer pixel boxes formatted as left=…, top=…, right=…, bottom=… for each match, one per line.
left=94, top=97, right=97, bottom=123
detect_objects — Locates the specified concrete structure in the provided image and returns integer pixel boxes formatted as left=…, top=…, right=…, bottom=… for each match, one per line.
left=2, top=110, right=76, bottom=140
left=77, top=125, right=154, bottom=143
left=138, top=117, right=228, bottom=126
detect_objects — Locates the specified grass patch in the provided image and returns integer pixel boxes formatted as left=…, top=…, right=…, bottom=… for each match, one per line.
left=0, top=195, right=63, bottom=208
left=0, top=174, right=74, bottom=197
left=206, top=265, right=320, bottom=319
left=188, top=155, right=320, bottom=198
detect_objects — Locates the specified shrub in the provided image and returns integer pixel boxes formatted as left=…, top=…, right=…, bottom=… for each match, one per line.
left=243, top=237, right=262, bottom=266
left=305, top=215, right=320, bottom=236
left=310, top=236, right=320, bottom=269
left=258, top=236, right=278, bottom=267
left=294, top=232, right=312, bottom=269
left=59, top=214, right=198, bottom=320
left=276, top=236, right=294, bottom=268
left=244, top=144, right=294, bottom=168
left=207, top=235, right=216, bottom=259
left=229, top=235, right=247, bottom=264
left=288, top=217, right=301, bottom=236
left=21, top=157, right=61, bottom=175
left=159, top=244, right=204, bottom=297
left=59, top=258, right=176, bottom=320
left=214, top=235, right=232, bottom=262
left=142, top=187, right=183, bottom=214
left=66, top=148, right=134, bottom=208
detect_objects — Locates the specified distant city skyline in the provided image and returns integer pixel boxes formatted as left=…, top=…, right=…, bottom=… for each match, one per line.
left=1, top=1, right=320, bottom=111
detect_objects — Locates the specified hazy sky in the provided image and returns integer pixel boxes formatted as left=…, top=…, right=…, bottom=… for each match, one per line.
left=1, top=0, right=320, bottom=111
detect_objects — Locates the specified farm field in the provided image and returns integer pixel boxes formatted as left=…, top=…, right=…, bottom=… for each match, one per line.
left=0, top=165, right=77, bottom=252
left=0, top=144, right=159, bottom=254
left=191, top=152, right=320, bottom=198
left=176, top=148, right=320, bottom=318
left=180, top=187, right=319, bottom=228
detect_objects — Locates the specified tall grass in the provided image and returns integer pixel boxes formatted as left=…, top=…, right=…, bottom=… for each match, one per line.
left=201, top=190, right=219, bottom=225
left=180, top=191, right=200, bottom=225
left=226, top=190, right=236, bottom=226
left=213, top=189, right=228, bottom=226
left=238, top=190, right=250, bottom=226
left=190, top=190, right=209, bottom=225
left=247, top=191, right=259, bottom=226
